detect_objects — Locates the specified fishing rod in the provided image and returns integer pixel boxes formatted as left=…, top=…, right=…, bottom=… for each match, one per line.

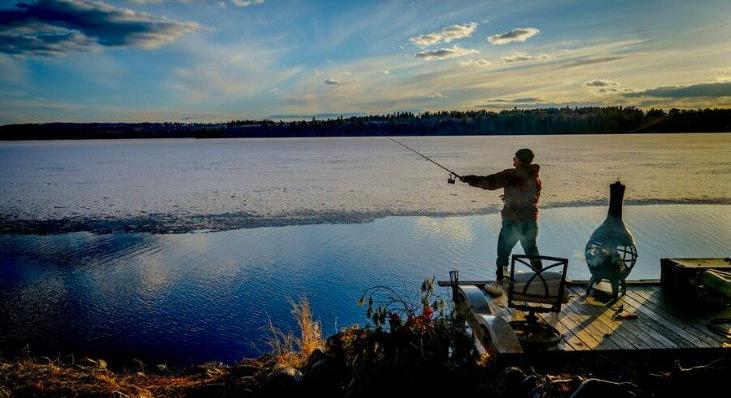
left=388, top=137, right=462, bottom=184
left=347, top=123, right=461, bottom=183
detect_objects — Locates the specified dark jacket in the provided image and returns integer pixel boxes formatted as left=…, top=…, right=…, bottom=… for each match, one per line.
left=463, top=164, right=541, bottom=220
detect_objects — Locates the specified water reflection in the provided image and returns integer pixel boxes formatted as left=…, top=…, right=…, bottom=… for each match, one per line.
left=0, top=205, right=728, bottom=364
left=412, top=216, right=476, bottom=242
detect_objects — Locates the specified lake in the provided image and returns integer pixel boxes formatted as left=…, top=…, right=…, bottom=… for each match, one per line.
left=0, top=134, right=729, bottom=364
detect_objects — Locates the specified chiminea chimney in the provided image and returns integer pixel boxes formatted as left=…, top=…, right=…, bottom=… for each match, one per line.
left=608, top=181, right=624, bottom=219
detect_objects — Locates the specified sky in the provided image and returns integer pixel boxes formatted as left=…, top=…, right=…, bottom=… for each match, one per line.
left=0, top=0, right=730, bottom=124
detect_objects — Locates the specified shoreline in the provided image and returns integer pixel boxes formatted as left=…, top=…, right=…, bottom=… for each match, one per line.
left=2, top=304, right=729, bottom=397
left=1, top=199, right=728, bottom=235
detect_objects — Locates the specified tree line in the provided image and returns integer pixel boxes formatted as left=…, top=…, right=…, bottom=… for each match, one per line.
left=1, top=107, right=729, bottom=140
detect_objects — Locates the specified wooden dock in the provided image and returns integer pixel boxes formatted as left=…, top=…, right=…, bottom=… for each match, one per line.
left=439, top=280, right=730, bottom=362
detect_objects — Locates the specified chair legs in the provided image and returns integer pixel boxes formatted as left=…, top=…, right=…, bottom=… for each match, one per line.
left=509, top=310, right=561, bottom=350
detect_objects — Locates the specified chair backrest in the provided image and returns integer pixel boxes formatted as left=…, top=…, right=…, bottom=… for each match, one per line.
left=507, top=254, right=569, bottom=314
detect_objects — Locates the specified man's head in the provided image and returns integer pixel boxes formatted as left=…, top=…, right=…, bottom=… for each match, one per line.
left=513, top=148, right=534, bottom=167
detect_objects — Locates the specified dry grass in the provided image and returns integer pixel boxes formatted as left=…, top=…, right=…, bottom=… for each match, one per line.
left=0, top=358, right=228, bottom=398
left=0, top=297, right=325, bottom=396
left=265, top=297, right=325, bottom=368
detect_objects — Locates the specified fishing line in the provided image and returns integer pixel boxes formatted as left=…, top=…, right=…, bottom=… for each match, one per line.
left=387, top=137, right=461, bottom=182
left=347, top=122, right=462, bottom=183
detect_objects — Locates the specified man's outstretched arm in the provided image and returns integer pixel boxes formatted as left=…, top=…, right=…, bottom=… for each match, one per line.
left=460, top=169, right=514, bottom=190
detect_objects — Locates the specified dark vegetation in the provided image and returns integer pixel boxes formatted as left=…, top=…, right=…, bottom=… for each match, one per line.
left=2, top=107, right=729, bottom=140
left=2, top=279, right=729, bottom=397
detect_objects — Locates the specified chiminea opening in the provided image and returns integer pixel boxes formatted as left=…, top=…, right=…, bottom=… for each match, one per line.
left=585, top=181, right=638, bottom=299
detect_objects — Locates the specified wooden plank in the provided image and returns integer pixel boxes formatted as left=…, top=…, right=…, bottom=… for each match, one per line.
left=624, top=288, right=722, bottom=347
left=609, top=298, right=682, bottom=350
left=617, top=291, right=702, bottom=349
left=564, top=286, right=646, bottom=351
left=574, top=285, right=706, bottom=350
left=635, top=287, right=729, bottom=345
left=437, top=280, right=490, bottom=288
left=569, top=288, right=665, bottom=350
left=616, top=297, right=689, bottom=349
left=568, top=279, right=661, bottom=287
left=536, top=312, right=573, bottom=351
left=553, top=310, right=596, bottom=350
left=559, top=288, right=614, bottom=350
left=545, top=291, right=599, bottom=351
left=586, top=290, right=680, bottom=350
left=563, top=287, right=672, bottom=351
left=566, top=286, right=645, bottom=350
left=631, top=285, right=727, bottom=345
left=559, top=297, right=622, bottom=350
left=452, top=282, right=730, bottom=358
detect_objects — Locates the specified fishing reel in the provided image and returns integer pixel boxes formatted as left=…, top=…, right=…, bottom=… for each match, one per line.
left=447, top=173, right=457, bottom=184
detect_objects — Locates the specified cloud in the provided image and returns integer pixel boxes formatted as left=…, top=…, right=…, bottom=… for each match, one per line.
left=409, top=22, right=477, bottom=47
left=563, top=56, right=623, bottom=68
left=425, top=92, right=445, bottom=98
left=597, top=87, right=622, bottom=94
left=622, top=82, right=731, bottom=98
left=229, top=0, right=264, bottom=6
left=269, top=112, right=366, bottom=120
left=487, top=27, right=539, bottom=45
left=501, top=53, right=549, bottom=63
left=584, top=79, right=619, bottom=87
left=415, top=45, right=478, bottom=60
left=0, top=0, right=199, bottom=56
left=583, top=79, right=632, bottom=95
left=324, top=78, right=341, bottom=85
left=484, top=97, right=544, bottom=103
left=477, top=100, right=602, bottom=109
left=459, top=58, right=491, bottom=67
left=129, top=0, right=263, bottom=6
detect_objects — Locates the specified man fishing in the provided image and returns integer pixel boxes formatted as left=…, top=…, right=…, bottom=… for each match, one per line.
left=459, top=148, right=542, bottom=296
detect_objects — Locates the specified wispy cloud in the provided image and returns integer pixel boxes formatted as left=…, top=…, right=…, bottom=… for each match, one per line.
left=623, top=82, right=731, bottom=98
left=167, top=41, right=302, bottom=102
left=477, top=100, right=602, bottom=109
left=416, top=45, right=478, bottom=60
left=484, top=97, right=544, bottom=103
left=229, top=0, right=265, bottom=7
left=268, top=112, right=366, bottom=120
left=583, top=79, right=626, bottom=95
left=409, top=22, right=478, bottom=47
left=0, top=0, right=199, bottom=56
left=487, top=27, right=540, bottom=45
left=425, top=92, right=445, bottom=98
left=501, top=53, right=549, bottom=63
left=129, top=0, right=264, bottom=6
left=584, top=79, right=619, bottom=87
left=460, top=58, right=491, bottom=67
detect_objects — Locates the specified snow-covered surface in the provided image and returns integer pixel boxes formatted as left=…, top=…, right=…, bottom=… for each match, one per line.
left=0, top=133, right=729, bottom=233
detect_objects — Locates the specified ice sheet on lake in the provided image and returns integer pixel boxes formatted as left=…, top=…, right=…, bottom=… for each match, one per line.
left=0, top=133, right=729, bottom=233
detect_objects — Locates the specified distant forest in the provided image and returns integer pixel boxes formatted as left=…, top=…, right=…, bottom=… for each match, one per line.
left=1, top=107, right=729, bottom=140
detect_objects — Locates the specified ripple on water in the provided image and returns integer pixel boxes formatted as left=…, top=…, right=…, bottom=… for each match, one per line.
left=0, top=204, right=728, bottom=364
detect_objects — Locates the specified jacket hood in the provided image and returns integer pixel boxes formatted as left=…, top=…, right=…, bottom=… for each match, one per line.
left=518, top=163, right=540, bottom=176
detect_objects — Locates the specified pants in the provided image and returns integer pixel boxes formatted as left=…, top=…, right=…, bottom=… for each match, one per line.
left=496, top=218, right=541, bottom=280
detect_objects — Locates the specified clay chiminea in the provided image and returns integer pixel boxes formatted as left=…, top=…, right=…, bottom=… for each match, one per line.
left=585, top=181, right=638, bottom=298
